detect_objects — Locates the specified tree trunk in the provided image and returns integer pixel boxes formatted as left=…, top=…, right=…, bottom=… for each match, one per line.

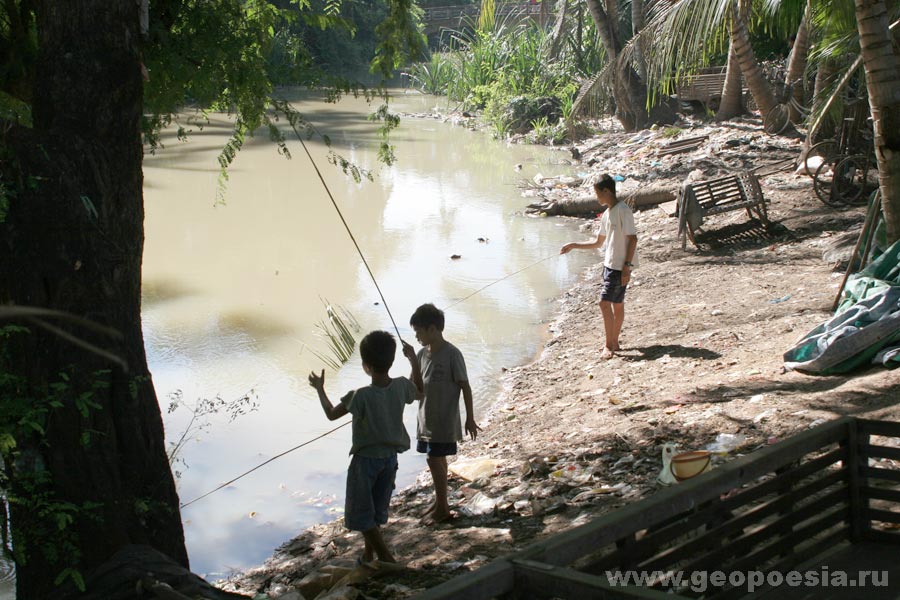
left=730, top=0, right=778, bottom=117
left=632, top=0, right=646, bottom=81
left=716, top=40, right=745, bottom=120
left=786, top=3, right=811, bottom=122
left=547, top=0, right=570, bottom=60
left=855, top=0, right=900, bottom=243
left=0, top=1, right=188, bottom=596
left=584, top=0, right=651, bottom=130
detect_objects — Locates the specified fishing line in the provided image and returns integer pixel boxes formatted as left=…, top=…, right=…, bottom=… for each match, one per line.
left=180, top=421, right=350, bottom=509
left=443, top=253, right=560, bottom=311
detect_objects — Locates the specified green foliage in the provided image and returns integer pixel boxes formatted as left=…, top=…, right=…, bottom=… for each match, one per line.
left=662, top=126, right=683, bottom=138
left=407, top=53, right=455, bottom=94
left=302, top=300, right=361, bottom=371
left=0, top=325, right=112, bottom=589
left=525, top=116, right=567, bottom=145
left=408, top=18, right=583, bottom=138
left=371, top=0, right=428, bottom=76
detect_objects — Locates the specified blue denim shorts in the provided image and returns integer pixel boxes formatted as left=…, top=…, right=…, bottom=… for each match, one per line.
left=601, top=266, right=627, bottom=303
left=416, top=440, right=458, bottom=457
left=344, top=454, right=398, bottom=532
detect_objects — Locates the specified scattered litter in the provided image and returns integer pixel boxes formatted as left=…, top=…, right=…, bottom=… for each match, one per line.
left=461, top=492, right=497, bottom=516
left=706, top=433, right=747, bottom=454
left=769, top=294, right=792, bottom=304
left=450, top=458, right=500, bottom=481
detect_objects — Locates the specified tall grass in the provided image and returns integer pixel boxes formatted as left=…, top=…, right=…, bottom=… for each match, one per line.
left=409, top=10, right=605, bottom=138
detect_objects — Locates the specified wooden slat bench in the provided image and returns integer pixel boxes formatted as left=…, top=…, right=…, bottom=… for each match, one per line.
left=677, top=171, right=770, bottom=249
left=414, top=417, right=900, bottom=599
left=676, top=67, right=750, bottom=110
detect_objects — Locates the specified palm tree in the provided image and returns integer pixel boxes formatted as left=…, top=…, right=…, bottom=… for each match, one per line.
left=641, top=0, right=780, bottom=122
left=584, top=0, right=651, bottom=129
left=854, top=4, right=900, bottom=241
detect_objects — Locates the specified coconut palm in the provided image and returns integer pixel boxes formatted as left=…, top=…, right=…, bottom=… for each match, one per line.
left=583, top=0, right=652, bottom=129
left=854, top=5, right=900, bottom=241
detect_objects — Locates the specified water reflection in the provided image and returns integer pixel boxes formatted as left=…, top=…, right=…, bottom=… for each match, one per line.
left=142, top=90, right=595, bottom=578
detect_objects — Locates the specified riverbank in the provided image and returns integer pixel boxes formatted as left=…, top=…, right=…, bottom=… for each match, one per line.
left=222, top=116, right=900, bottom=599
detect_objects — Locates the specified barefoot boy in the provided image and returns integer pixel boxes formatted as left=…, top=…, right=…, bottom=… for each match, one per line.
left=409, top=303, right=480, bottom=524
left=560, top=174, right=638, bottom=359
left=308, top=330, right=423, bottom=565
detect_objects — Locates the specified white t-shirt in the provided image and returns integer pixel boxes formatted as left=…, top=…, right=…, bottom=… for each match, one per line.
left=600, top=201, right=638, bottom=270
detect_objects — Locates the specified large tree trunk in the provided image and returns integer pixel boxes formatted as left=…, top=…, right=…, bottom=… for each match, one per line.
left=785, top=3, right=811, bottom=123
left=730, top=0, right=778, bottom=117
left=0, top=1, right=188, bottom=597
left=855, top=0, right=900, bottom=243
left=716, top=40, right=745, bottom=120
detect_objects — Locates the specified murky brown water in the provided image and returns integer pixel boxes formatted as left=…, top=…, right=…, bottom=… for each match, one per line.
left=0, top=90, right=596, bottom=591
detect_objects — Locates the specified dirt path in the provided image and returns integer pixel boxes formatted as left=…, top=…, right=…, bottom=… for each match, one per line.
left=223, top=118, right=900, bottom=600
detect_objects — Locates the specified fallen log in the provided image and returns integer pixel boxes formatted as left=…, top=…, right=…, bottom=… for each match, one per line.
left=527, top=184, right=677, bottom=217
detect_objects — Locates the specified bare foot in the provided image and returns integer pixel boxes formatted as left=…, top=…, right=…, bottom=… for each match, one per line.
left=600, top=347, right=616, bottom=360
left=421, top=509, right=456, bottom=526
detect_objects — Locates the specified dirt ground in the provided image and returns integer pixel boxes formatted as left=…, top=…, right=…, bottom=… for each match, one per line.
left=223, top=116, right=900, bottom=600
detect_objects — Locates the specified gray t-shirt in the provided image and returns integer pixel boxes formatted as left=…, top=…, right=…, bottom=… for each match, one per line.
left=340, top=377, right=417, bottom=458
left=417, top=342, right=468, bottom=443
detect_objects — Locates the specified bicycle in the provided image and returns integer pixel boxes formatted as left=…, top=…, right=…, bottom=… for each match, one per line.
left=763, top=78, right=808, bottom=135
left=806, top=99, right=877, bottom=206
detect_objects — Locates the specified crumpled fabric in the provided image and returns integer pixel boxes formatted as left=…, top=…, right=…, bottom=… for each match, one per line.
left=784, top=240, right=900, bottom=374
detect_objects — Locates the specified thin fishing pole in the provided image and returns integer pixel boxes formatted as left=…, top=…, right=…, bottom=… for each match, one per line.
left=180, top=421, right=350, bottom=510
left=443, top=254, right=560, bottom=310
left=297, top=137, right=404, bottom=342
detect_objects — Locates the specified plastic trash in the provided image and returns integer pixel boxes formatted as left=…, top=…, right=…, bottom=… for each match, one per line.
left=550, top=463, right=592, bottom=484
left=657, top=443, right=678, bottom=485
left=449, top=458, right=499, bottom=481
left=706, top=433, right=747, bottom=454
left=461, top=491, right=497, bottom=516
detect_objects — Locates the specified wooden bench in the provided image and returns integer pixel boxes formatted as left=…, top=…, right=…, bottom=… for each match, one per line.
left=676, top=67, right=750, bottom=109
left=677, top=171, right=769, bottom=249
left=415, top=417, right=900, bottom=599
left=678, top=69, right=727, bottom=105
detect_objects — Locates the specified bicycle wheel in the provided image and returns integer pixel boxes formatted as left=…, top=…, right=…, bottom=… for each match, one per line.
left=802, top=140, right=838, bottom=177
left=763, top=103, right=791, bottom=135
left=813, top=155, right=845, bottom=207
left=832, top=154, right=878, bottom=206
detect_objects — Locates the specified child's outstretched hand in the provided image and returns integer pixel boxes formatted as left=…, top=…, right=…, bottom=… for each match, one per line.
left=560, top=243, right=575, bottom=255
left=308, top=369, right=325, bottom=391
left=401, top=340, right=417, bottom=362
left=465, top=417, right=481, bottom=441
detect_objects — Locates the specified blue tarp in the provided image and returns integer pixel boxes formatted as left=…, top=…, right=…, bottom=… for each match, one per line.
left=783, top=239, right=900, bottom=374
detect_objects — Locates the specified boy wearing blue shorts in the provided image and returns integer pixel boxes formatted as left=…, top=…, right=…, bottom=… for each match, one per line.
left=560, top=174, right=639, bottom=359
left=410, top=303, right=481, bottom=525
left=308, top=330, right=423, bottom=565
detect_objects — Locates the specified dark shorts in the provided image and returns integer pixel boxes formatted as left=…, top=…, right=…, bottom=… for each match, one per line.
left=344, top=454, right=398, bottom=532
left=600, top=266, right=627, bottom=303
left=416, top=440, right=458, bottom=457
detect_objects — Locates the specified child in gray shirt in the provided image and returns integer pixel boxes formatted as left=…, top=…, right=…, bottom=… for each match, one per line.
left=410, top=303, right=481, bottom=525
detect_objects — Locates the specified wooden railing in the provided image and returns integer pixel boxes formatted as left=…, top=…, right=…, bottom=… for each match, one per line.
left=422, top=2, right=544, bottom=26
left=414, top=417, right=900, bottom=599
